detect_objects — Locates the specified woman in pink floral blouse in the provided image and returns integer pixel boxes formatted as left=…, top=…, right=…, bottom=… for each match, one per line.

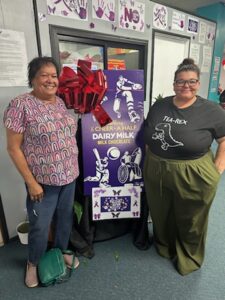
left=4, top=56, right=79, bottom=288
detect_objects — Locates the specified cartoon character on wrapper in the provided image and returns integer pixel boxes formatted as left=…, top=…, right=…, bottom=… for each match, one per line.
left=113, top=75, right=142, bottom=123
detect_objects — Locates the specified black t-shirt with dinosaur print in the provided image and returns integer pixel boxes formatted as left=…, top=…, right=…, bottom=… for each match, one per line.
left=144, top=96, right=225, bottom=159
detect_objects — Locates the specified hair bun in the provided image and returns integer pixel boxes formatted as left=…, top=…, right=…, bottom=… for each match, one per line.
left=175, top=57, right=200, bottom=80
left=182, top=58, right=195, bottom=65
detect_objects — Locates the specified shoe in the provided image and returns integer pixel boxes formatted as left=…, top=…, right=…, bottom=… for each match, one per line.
left=25, top=262, right=38, bottom=288
left=63, top=254, right=79, bottom=269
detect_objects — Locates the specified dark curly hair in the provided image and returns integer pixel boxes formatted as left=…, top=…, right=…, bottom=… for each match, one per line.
left=28, top=56, right=60, bottom=88
left=174, top=58, right=200, bottom=81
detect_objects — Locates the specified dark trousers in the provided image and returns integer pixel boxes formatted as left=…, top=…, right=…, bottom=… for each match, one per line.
left=26, top=181, right=76, bottom=265
left=144, top=150, right=220, bottom=275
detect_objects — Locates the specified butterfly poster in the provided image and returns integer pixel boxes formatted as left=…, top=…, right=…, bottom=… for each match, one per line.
left=92, top=185, right=141, bottom=220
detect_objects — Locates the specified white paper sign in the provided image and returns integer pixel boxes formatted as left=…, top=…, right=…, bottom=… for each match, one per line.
left=201, top=46, right=212, bottom=73
left=92, top=0, right=115, bottom=22
left=213, top=56, right=221, bottom=73
left=190, top=44, right=200, bottom=65
left=47, top=0, right=88, bottom=20
left=119, top=0, right=145, bottom=32
left=206, top=25, right=215, bottom=42
left=199, top=22, right=207, bottom=44
left=172, top=11, right=185, bottom=31
left=0, top=29, right=28, bottom=87
left=153, top=4, right=168, bottom=30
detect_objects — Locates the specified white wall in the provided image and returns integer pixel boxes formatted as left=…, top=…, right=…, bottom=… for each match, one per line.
left=0, top=0, right=38, bottom=238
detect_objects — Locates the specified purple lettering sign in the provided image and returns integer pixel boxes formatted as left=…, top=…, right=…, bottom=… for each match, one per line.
left=119, top=0, right=145, bottom=32
left=82, top=70, right=144, bottom=195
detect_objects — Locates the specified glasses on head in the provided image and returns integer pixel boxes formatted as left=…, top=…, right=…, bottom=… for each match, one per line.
left=174, top=79, right=199, bottom=87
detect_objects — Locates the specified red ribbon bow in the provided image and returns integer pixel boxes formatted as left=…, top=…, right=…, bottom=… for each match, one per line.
left=58, top=60, right=112, bottom=127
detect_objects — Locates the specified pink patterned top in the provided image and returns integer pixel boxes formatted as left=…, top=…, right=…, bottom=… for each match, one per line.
left=4, top=93, right=79, bottom=186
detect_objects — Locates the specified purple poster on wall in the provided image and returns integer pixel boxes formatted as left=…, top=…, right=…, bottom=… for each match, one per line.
left=82, top=70, right=144, bottom=198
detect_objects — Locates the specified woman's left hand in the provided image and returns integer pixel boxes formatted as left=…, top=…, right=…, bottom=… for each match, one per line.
left=215, top=137, right=225, bottom=175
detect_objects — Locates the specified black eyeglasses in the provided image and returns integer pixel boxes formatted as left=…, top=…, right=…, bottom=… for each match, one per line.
left=174, top=79, right=199, bottom=87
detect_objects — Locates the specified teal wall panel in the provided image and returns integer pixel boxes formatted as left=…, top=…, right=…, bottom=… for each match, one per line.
left=197, top=3, right=225, bottom=102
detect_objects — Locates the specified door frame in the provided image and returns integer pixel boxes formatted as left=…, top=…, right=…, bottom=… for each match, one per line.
left=150, top=29, right=190, bottom=106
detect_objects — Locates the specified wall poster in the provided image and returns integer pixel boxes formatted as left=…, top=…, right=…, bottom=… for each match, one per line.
left=199, top=22, right=207, bottom=44
left=171, top=11, right=185, bottom=31
left=206, top=25, right=215, bottom=42
left=119, top=0, right=145, bottom=32
left=190, top=43, right=200, bottom=65
left=0, top=29, right=28, bottom=87
left=187, top=17, right=199, bottom=34
left=210, top=56, right=221, bottom=93
left=201, top=45, right=212, bottom=73
left=92, top=0, right=116, bottom=22
left=82, top=70, right=144, bottom=220
left=47, top=0, right=88, bottom=20
left=153, top=4, right=168, bottom=30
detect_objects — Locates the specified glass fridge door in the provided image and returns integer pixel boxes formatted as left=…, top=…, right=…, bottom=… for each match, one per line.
left=59, top=41, right=104, bottom=71
left=107, top=47, right=140, bottom=70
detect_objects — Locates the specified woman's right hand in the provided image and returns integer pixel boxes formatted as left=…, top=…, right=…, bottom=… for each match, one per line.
left=5, top=129, right=44, bottom=202
left=27, top=182, right=44, bottom=202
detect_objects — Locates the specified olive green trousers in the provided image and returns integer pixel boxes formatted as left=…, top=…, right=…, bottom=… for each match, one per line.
left=144, top=150, right=220, bottom=275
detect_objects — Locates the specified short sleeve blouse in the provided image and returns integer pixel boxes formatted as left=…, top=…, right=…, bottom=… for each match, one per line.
left=4, top=93, right=79, bottom=185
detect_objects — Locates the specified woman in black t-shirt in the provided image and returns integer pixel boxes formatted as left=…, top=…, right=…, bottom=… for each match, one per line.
left=144, top=58, right=225, bottom=275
